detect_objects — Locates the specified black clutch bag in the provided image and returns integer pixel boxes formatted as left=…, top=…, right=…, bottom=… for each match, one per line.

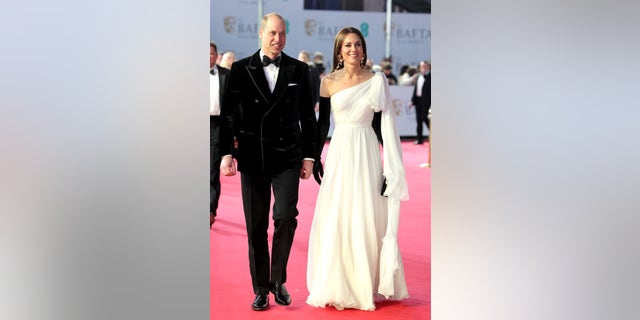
left=381, top=177, right=388, bottom=196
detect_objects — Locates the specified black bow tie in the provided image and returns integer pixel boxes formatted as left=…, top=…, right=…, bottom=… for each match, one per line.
left=262, top=55, right=281, bottom=67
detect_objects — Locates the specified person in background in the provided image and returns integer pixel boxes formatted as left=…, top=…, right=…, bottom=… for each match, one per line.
left=219, top=12, right=317, bottom=312
left=409, top=60, right=431, bottom=144
left=381, top=62, right=398, bottom=85
left=365, top=57, right=374, bottom=69
left=298, top=50, right=321, bottom=111
left=216, top=51, right=223, bottom=66
left=397, top=65, right=418, bottom=86
left=312, top=51, right=327, bottom=77
left=210, top=41, right=229, bottom=227
left=306, top=26, right=409, bottom=311
left=220, top=51, right=236, bottom=69
left=398, top=64, right=409, bottom=77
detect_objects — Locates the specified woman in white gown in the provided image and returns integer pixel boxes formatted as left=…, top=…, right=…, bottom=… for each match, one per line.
left=306, top=27, right=410, bottom=311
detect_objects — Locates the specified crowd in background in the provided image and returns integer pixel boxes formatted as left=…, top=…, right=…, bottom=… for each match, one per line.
left=216, top=48, right=426, bottom=88
left=214, top=46, right=431, bottom=144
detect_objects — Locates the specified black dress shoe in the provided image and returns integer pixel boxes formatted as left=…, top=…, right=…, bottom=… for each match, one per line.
left=269, top=282, right=291, bottom=306
left=251, top=293, right=269, bottom=311
left=414, top=140, right=424, bottom=145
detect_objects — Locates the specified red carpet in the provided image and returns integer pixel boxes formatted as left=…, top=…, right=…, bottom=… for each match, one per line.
left=211, top=141, right=430, bottom=319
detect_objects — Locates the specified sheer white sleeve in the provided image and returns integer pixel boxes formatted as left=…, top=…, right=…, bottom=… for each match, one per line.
left=370, top=72, right=410, bottom=299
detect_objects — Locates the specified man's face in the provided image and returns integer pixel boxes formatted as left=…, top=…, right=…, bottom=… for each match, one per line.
left=420, top=62, right=430, bottom=74
left=259, top=16, right=286, bottom=57
left=210, top=46, right=217, bottom=69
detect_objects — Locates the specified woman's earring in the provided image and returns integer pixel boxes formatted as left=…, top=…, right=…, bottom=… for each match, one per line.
left=360, top=57, right=366, bottom=68
left=338, top=59, right=344, bottom=69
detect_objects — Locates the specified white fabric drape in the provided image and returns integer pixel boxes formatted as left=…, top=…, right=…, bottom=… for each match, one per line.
left=370, top=72, right=410, bottom=299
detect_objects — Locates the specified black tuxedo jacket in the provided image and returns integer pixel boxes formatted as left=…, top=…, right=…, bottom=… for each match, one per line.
left=411, top=72, right=431, bottom=108
left=220, top=50, right=316, bottom=176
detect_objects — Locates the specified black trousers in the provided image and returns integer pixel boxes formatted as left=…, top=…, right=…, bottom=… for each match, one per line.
left=210, top=116, right=221, bottom=215
left=240, top=168, right=300, bottom=294
left=415, top=103, right=430, bottom=142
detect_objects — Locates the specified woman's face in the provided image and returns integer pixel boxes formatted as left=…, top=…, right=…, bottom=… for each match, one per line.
left=340, top=33, right=364, bottom=65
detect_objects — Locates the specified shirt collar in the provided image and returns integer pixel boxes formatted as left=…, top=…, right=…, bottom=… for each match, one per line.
left=260, top=51, right=281, bottom=63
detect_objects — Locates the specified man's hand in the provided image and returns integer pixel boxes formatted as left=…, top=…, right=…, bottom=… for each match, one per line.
left=300, top=159, right=314, bottom=179
left=312, top=160, right=324, bottom=185
left=220, top=155, right=237, bottom=176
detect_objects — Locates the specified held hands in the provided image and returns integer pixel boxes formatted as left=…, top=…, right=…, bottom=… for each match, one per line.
left=312, top=160, right=324, bottom=185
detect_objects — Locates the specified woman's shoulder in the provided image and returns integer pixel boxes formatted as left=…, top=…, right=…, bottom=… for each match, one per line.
left=320, top=72, right=336, bottom=96
left=320, top=71, right=338, bottom=91
left=322, top=71, right=339, bottom=83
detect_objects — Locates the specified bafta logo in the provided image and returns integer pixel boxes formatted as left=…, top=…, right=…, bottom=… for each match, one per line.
left=224, top=16, right=237, bottom=33
left=305, top=19, right=317, bottom=36
left=392, top=99, right=403, bottom=116
left=382, top=22, right=396, bottom=35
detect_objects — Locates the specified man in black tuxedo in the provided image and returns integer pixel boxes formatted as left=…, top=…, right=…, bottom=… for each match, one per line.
left=410, top=60, right=431, bottom=144
left=219, top=13, right=316, bottom=311
left=210, top=41, right=229, bottom=228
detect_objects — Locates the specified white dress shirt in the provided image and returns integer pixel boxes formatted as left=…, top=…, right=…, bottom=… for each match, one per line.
left=416, top=73, right=425, bottom=97
left=210, top=66, right=220, bottom=116
left=261, top=51, right=280, bottom=93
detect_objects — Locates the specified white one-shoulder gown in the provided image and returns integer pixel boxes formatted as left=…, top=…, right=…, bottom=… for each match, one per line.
left=306, top=73, right=410, bottom=311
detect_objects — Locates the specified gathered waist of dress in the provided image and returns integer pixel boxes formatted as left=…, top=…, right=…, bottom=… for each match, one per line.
left=334, top=122, right=371, bottom=128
